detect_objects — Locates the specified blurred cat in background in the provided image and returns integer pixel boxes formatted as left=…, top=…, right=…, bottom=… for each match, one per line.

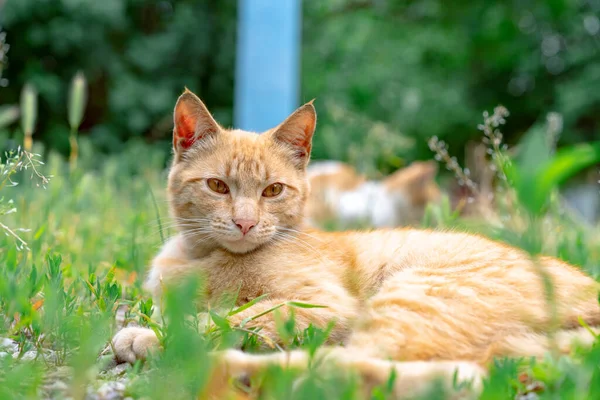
left=306, top=160, right=441, bottom=228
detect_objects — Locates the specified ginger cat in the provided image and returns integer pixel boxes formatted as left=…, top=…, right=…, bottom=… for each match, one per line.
left=112, top=89, right=600, bottom=398
left=306, top=160, right=441, bottom=228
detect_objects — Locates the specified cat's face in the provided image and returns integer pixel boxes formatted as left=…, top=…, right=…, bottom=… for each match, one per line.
left=167, top=89, right=316, bottom=254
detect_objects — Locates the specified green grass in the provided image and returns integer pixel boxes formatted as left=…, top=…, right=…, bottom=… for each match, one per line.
left=1, top=128, right=600, bottom=399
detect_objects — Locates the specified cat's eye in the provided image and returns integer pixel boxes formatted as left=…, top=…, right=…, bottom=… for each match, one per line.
left=207, top=178, right=230, bottom=194
left=262, top=183, right=284, bottom=198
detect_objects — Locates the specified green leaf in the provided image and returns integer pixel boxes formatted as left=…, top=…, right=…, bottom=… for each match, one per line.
left=140, top=298, right=153, bottom=318
left=515, top=125, right=553, bottom=170
left=535, top=141, right=600, bottom=199
left=209, top=310, right=231, bottom=332
left=104, top=265, right=116, bottom=284
left=33, top=224, right=46, bottom=240
left=286, top=301, right=328, bottom=309
left=241, top=303, right=286, bottom=327
left=275, top=308, right=296, bottom=345
left=88, top=272, right=96, bottom=286
left=28, top=265, right=38, bottom=297
left=227, top=293, right=270, bottom=316
left=513, top=135, right=600, bottom=215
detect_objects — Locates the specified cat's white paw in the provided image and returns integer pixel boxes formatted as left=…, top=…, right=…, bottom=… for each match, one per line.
left=112, top=327, right=160, bottom=364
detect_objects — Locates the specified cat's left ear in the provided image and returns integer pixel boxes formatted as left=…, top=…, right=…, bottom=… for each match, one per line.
left=173, top=88, right=221, bottom=158
left=269, top=101, right=317, bottom=169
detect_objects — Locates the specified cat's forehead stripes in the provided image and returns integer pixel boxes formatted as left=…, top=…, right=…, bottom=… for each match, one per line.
left=220, top=132, right=271, bottom=182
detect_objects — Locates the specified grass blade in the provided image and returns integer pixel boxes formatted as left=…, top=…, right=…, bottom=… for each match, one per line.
left=286, top=301, right=328, bottom=309
left=228, top=293, right=271, bottom=316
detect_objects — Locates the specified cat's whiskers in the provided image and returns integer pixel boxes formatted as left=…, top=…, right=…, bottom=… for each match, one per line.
left=149, top=223, right=199, bottom=233
left=179, top=228, right=215, bottom=240
left=144, top=216, right=213, bottom=231
left=274, top=231, right=324, bottom=259
left=278, top=227, right=325, bottom=243
left=172, top=216, right=214, bottom=222
left=179, top=230, right=214, bottom=238
left=172, top=223, right=212, bottom=230
left=141, top=224, right=179, bottom=242
left=145, top=216, right=214, bottom=237
left=156, top=216, right=210, bottom=222
left=274, top=235, right=322, bottom=259
left=275, top=227, right=323, bottom=251
left=152, top=216, right=213, bottom=227
left=193, top=233, right=220, bottom=248
left=170, top=218, right=214, bottom=227
left=143, top=221, right=211, bottom=241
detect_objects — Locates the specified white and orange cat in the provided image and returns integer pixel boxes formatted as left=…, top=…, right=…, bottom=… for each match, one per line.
left=112, top=89, right=600, bottom=398
left=306, top=160, right=441, bottom=228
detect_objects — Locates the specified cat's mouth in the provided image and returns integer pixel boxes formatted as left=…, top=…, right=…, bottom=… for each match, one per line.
left=218, top=234, right=268, bottom=254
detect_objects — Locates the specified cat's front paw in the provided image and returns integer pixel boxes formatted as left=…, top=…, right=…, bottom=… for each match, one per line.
left=112, top=327, right=160, bottom=364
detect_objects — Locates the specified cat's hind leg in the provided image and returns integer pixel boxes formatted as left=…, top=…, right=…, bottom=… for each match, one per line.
left=111, top=327, right=484, bottom=397
left=482, top=326, right=597, bottom=362
left=214, top=347, right=485, bottom=399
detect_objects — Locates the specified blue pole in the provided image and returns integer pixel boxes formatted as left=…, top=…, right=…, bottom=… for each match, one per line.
left=235, top=0, right=301, bottom=132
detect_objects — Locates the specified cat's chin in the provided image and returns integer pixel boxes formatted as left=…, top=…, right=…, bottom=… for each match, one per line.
left=219, top=237, right=265, bottom=254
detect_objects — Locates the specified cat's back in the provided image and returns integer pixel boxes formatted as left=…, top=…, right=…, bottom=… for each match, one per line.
left=342, top=228, right=516, bottom=268
left=340, top=228, right=600, bottom=361
left=334, top=228, right=592, bottom=290
left=304, top=229, right=508, bottom=297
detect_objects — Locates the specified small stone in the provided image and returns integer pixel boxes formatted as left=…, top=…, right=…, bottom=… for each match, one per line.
left=85, top=389, right=100, bottom=400
left=47, top=366, right=73, bottom=380
left=45, top=380, right=69, bottom=392
left=96, top=381, right=126, bottom=400
left=0, top=337, right=18, bottom=353
left=98, top=354, right=118, bottom=372
left=108, top=363, right=130, bottom=377
left=18, top=350, right=38, bottom=361
left=42, top=349, right=58, bottom=363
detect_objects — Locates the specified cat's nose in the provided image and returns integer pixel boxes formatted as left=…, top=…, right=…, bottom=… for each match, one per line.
left=233, top=219, right=257, bottom=235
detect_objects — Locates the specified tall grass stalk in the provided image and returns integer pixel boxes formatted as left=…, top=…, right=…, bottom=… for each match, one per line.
left=67, top=72, right=87, bottom=170
left=20, top=84, right=37, bottom=152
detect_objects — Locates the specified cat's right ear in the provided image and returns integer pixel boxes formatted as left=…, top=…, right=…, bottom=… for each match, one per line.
left=173, top=88, right=220, bottom=158
left=269, top=101, right=317, bottom=169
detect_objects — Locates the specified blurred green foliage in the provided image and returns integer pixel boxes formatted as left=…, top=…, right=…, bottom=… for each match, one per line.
left=0, top=0, right=236, bottom=154
left=303, top=1, right=600, bottom=173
